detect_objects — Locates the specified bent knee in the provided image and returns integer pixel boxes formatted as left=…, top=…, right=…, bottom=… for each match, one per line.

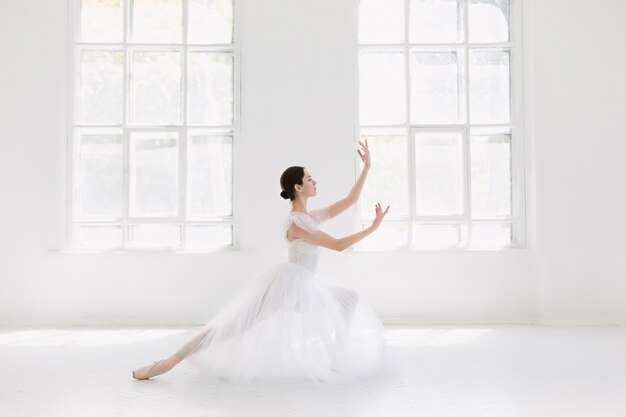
left=346, top=288, right=359, bottom=303
left=331, top=286, right=359, bottom=306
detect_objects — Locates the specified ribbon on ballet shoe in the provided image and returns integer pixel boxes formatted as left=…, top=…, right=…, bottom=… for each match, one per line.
left=132, top=359, right=172, bottom=380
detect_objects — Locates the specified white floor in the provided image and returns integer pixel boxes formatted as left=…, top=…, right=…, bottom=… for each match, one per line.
left=1, top=325, right=625, bottom=417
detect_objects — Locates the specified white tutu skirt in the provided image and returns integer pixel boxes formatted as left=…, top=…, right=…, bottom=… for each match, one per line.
left=177, top=262, right=394, bottom=385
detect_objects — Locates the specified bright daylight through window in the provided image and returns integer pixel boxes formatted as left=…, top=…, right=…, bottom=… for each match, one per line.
left=357, top=0, right=525, bottom=250
left=69, top=0, right=235, bottom=252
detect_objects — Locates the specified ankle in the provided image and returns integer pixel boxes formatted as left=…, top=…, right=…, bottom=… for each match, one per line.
left=165, top=354, right=182, bottom=368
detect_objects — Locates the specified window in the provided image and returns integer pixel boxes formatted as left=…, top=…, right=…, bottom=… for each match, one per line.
left=357, top=0, right=525, bottom=250
left=68, top=0, right=236, bottom=252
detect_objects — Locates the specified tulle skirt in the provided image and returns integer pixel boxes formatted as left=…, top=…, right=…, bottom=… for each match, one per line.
left=176, top=262, right=394, bottom=385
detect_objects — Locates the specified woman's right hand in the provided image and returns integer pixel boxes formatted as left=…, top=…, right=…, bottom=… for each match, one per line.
left=371, top=202, right=390, bottom=230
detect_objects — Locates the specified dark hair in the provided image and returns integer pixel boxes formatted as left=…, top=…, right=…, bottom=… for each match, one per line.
left=279, top=166, right=305, bottom=201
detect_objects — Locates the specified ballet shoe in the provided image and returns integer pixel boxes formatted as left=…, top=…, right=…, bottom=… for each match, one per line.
left=132, top=359, right=173, bottom=380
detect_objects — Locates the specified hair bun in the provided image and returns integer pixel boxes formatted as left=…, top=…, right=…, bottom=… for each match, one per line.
left=280, top=190, right=289, bottom=199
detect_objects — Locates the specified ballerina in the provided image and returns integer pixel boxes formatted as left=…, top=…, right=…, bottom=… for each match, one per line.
left=132, top=139, right=391, bottom=384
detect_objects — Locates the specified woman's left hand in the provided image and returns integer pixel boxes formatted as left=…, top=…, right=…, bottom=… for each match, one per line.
left=357, top=139, right=371, bottom=169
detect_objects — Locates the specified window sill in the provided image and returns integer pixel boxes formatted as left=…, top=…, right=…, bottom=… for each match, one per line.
left=53, top=245, right=238, bottom=254
left=351, top=244, right=527, bottom=253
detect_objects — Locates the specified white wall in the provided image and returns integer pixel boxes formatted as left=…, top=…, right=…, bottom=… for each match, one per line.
left=531, top=0, right=626, bottom=324
left=0, top=0, right=624, bottom=327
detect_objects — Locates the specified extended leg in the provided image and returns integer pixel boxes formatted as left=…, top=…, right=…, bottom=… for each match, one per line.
left=174, top=281, right=276, bottom=360
left=133, top=280, right=290, bottom=379
left=175, top=327, right=216, bottom=359
left=132, top=353, right=183, bottom=380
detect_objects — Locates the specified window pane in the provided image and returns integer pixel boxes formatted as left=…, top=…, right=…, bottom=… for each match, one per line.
left=471, top=223, right=512, bottom=247
left=72, top=0, right=237, bottom=252
left=187, top=135, right=232, bottom=218
left=130, top=51, right=182, bottom=125
left=129, top=131, right=179, bottom=216
left=357, top=222, right=408, bottom=250
left=77, top=133, right=123, bottom=218
left=131, top=0, right=182, bottom=43
left=186, top=224, right=232, bottom=250
left=74, top=225, right=122, bottom=250
left=469, top=0, right=510, bottom=43
left=471, top=133, right=511, bottom=217
left=414, top=132, right=464, bottom=215
left=358, top=0, right=405, bottom=44
left=359, top=52, right=406, bottom=125
left=410, top=50, right=464, bottom=124
left=188, top=0, right=233, bottom=44
left=187, top=52, right=233, bottom=125
left=80, top=0, right=123, bottom=42
left=410, top=0, right=462, bottom=43
left=413, top=224, right=467, bottom=248
left=360, top=132, right=409, bottom=219
left=80, top=50, right=124, bottom=124
left=469, top=49, right=510, bottom=124
left=128, top=224, right=181, bottom=248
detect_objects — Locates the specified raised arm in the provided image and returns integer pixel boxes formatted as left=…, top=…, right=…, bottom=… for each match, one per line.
left=322, top=139, right=371, bottom=220
left=288, top=202, right=389, bottom=251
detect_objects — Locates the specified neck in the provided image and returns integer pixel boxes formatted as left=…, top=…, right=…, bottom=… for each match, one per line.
left=291, top=198, right=308, bottom=213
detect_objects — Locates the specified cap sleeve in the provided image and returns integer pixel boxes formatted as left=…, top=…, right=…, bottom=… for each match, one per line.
left=309, top=207, right=331, bottom=224
left=283, top=213, right=320, bottom=240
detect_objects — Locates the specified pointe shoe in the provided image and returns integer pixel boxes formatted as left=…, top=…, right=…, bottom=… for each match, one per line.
left=132, top=359, right=173, bottom=380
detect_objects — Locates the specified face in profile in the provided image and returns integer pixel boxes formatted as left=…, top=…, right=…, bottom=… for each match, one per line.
left=299, top=170, right=317, bottom=198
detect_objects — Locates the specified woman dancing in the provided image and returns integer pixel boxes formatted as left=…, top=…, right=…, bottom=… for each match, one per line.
left=132, top=139, right=391, bottom=384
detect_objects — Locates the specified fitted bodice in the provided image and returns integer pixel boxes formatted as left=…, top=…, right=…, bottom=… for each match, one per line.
left=287, top=239, right=321, bottom=272
left=283, top=209, right=329, bottom=273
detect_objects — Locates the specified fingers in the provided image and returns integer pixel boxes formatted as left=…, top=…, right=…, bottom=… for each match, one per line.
left=374, top=203, right=390, bottom=216
left=357, top=143, right=369, bottom=163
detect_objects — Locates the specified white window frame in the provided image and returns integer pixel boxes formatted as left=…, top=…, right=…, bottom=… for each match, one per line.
left=65, top=0, right=241, bottom=253
left=355, top=0, right=526, bottom=250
